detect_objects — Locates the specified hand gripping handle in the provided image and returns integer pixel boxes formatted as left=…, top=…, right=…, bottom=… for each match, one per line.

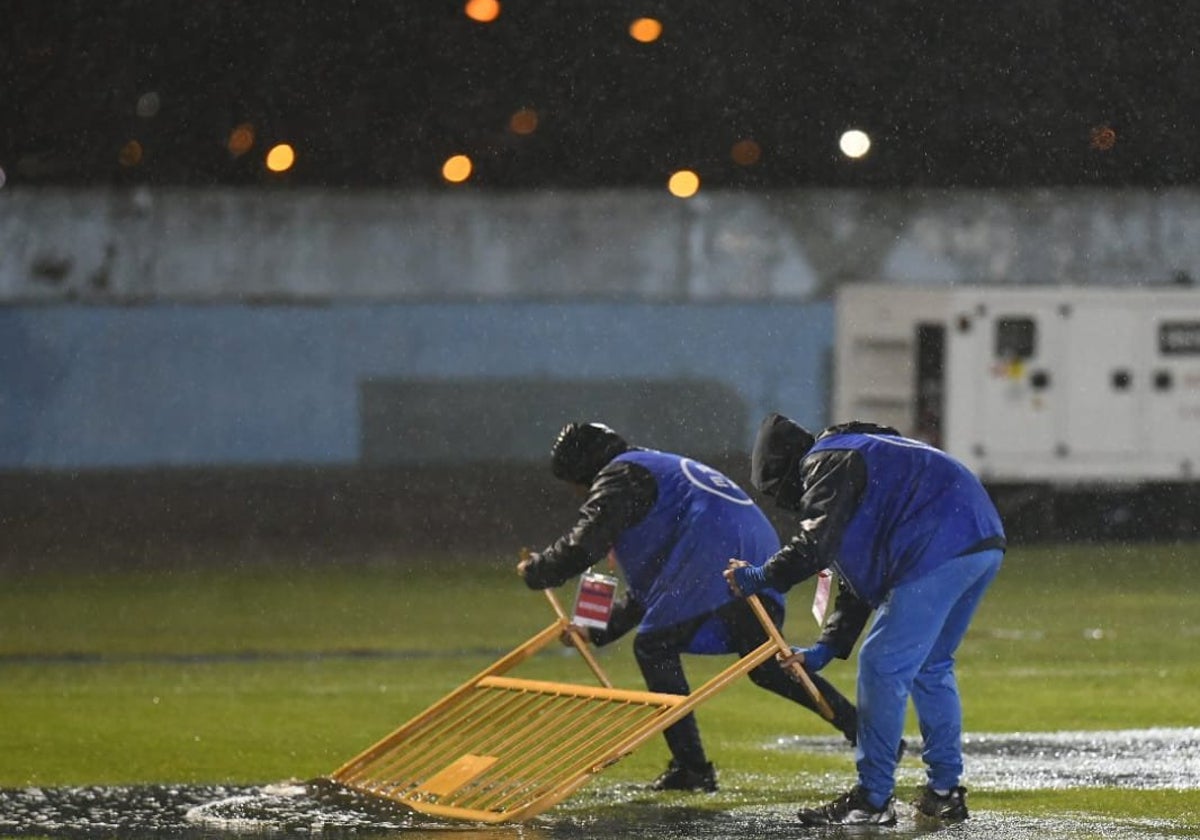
left=745, top=594, right=836, bottom=721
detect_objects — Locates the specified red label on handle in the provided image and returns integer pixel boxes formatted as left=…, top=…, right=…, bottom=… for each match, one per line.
left=573, top=572, right=618, bottom=629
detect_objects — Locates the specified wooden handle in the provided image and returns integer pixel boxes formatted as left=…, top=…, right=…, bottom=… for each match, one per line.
left=543, top=589, right=613, bottom=689
left=746, top=594, right=836, bottom=721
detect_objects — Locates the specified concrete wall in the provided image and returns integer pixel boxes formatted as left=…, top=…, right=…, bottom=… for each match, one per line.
left=4, top=186, right=1200, bottom=471
left=4, top=187, right=1200, bottom=304
left=0, top=302, right=831, bottom=470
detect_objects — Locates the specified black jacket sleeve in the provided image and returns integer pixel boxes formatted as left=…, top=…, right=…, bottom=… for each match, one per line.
left=817, top=578, right=873, bottom=658
left=519, top=459, right=657, bottom=590
left=586, top=592, right=645, bottom=646
left=759, top=447, right=873, bottom=658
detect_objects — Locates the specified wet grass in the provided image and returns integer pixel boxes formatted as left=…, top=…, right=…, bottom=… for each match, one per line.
left=1, top=542, right=1199, bottom=830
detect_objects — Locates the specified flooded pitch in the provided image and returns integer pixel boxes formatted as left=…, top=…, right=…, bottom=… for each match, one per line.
left=2, top=727, right=1197, bottom=839
left=771, top=725, right=1200, bottom=792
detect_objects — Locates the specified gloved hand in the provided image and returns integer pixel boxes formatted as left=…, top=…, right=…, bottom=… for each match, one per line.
left=560, top=623, right=595, bottom=648
left=516, top=548, right=548, bottom=590
left=725, top=560, right=768, bottom=597
left=792, top=641, right=834, bottom=672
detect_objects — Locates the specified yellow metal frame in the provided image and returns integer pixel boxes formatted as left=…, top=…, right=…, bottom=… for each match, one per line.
left=327, top=590, right=828, bottom=823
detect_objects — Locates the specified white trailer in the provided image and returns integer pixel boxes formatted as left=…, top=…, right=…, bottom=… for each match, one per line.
left=833, top=283, right=1200, bottom=488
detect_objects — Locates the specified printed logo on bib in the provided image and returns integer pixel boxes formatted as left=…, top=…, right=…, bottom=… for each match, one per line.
left=680, top=458, right=754, bottom=505
left=863, top=433, right=938, bottom=451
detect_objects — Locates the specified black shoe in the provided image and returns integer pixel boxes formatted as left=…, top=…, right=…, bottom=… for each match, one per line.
left=913, top=784, right=969, bottom=822
left=796, top=785, right=897, bottom=826
left=650, top=759, right=718, bottom=792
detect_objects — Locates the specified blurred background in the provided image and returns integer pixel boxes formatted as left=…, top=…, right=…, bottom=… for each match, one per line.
left=4, top=0, right=1200, bottom=560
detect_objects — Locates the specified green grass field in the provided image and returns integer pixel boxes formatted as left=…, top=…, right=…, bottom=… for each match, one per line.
left=2, top=543, right=1198, bottom=830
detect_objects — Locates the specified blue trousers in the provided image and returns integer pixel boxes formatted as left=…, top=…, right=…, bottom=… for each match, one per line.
left=855, top=548, right=1003, bottom=807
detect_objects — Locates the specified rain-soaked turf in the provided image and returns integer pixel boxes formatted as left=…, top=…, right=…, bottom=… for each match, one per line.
left=2, top=544, right=1199, bottom=836
left=2, top=729, right=1198, bottom=838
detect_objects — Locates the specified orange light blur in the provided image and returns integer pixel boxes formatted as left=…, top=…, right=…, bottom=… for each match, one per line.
left=731, top=138, right=761, bottom=166
left=629, top=17, right=663, bottom=43
left=266, top=143, right=296, bottom=172
left=1090, top=125, right=1117, bottom=151
left=228, top=123, right=255, bottom=157
left=509, top=108, right=539, bottom=135
left=118, top=140, right=143, bottom=167
left=465, top=0, right=500, bottom=23
left=442, top=154, right=473, bottom=183
left=668, top=169, right=700, bottom=198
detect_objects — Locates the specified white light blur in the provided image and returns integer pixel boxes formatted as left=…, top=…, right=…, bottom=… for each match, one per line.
left=136, top=92, right=161, bottom=118
left=839, top=129, right=871, bottom=159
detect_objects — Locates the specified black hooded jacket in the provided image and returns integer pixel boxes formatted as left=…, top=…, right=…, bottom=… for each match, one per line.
left=751, top=416, right=902, bottom=658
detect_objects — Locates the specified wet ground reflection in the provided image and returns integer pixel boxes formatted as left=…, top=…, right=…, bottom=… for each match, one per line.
left=2, top=728, right=1197, bottom=839
left=1, top=781, right=1191, bottom=840
left=773, top=726, right=1200, bottom=791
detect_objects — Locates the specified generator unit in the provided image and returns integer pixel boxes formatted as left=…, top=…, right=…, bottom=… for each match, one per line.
left=833, top=283, right=1200, bottom=488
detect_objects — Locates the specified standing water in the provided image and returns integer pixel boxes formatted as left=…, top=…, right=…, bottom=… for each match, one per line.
left=2, top=728, right=1198, bottom=839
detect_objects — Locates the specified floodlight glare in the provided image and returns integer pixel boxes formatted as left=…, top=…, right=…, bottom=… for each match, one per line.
left=668, top=169, right=700, bottom=198
left=227, top=123, right=255, bottom=157
left=731, top=138, right=761, bottom=166
left=118, top=140, right=144, bottom=167
left=136, top=92, right=161, bottom=118
left=465, top=0, right=500, bottom=23
left=442, top=154, right=473, bottom=183
left=266, top=143, right=296, bottom=172
left=629, top=18, right=663, bottom=43
left=839, top=129, right=871, bottom=159
left=509, top=108, right=538, bottom=135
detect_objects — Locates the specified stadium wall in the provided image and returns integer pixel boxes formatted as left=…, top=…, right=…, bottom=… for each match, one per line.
left=0, top=301, right=831, bottom=470
left=6, top=185, right=1200, bottom=469
left=4, top=187, right=1199, bottom=553
left=4, top=187, right=1200, bottom=305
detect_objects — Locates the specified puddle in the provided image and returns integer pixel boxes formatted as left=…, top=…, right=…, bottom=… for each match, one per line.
left=771, top=726, right=1200, bottom=791
left=2, top=728, right=1197, bottom=839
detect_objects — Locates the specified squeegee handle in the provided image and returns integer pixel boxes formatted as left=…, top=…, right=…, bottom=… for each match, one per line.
left=543, top=588, right=614, bottom=689
left=745, top=593, right=836, bottom=722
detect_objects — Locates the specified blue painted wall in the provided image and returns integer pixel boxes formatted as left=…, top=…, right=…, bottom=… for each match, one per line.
left=0, top=302, right=833, bottom=469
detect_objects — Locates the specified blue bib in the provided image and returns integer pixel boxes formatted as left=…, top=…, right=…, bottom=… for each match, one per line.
left=809, top=433, right=1005, bottom=607
left=609, top=449, right=783, bottom=653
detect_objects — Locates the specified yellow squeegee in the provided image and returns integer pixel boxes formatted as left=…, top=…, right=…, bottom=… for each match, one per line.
left=327, top=589, right=828, bottom=823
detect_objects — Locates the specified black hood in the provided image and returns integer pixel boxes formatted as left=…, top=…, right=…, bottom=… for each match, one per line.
left=550, top=422, right=630, bottom=485
left=750, top=412, right=816, bottom=505
left=818, top=420, right=902, bottom=439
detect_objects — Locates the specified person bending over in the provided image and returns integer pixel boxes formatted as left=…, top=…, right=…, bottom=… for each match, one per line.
left=726, top=413, right=1005, bottom=825
left=518, top=421, right=858, bottom=793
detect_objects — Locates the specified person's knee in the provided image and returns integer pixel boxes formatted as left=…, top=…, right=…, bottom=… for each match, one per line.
left=857, top=647, right=891, bottom=679
left=633, top=634, right=683, bottom=684
left=918, top=654, right=955, bottom=679
left=858, top=651, right=917, bottom=705
left=913, top=661, right=958, bottom=696
left=747, top=662, right=780, bottom=691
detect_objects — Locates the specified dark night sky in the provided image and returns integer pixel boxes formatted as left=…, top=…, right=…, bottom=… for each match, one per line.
left=5, top=0, right=1200, bottom=189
